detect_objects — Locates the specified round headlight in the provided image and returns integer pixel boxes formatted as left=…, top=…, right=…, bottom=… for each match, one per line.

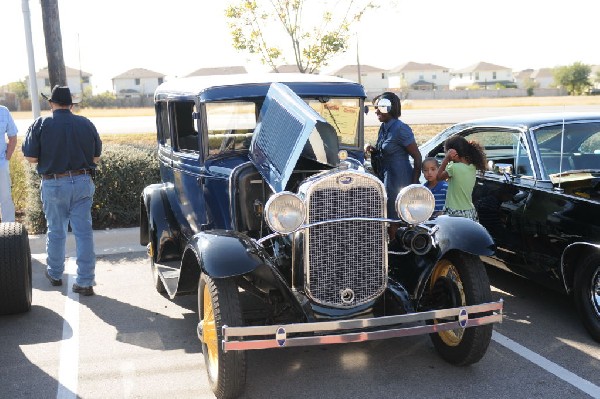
left=395, top=184, right=435, bottom=224
left=264, top=192, right=306, bottom=234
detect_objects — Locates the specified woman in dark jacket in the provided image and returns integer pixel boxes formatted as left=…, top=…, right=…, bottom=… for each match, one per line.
left=366, top=92, right=422, bottom=218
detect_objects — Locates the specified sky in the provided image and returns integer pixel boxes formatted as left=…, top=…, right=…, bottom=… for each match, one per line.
left=2, top=0, right=599, bottom=93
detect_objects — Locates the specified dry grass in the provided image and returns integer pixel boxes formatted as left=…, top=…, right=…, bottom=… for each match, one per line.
left=365, top=124, right=450, bottom=146
left=12, top=95, right=600, bottom=120
left=401, top=95, right=600, bottom=110
left=12, top=107, right=154, bottom=120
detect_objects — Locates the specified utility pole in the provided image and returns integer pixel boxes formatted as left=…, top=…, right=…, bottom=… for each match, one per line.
left=40, top=0, right=66, bottom=88
left=21, top=0, right=40, bottom=118
left=356, top=36, right=362, bottom=85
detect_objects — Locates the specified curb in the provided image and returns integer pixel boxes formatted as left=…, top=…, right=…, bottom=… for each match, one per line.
left=28, top=227, right=145, bottom=256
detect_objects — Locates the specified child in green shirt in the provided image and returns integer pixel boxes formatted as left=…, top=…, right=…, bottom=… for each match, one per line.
left=436, top=136, right=487, bottom=221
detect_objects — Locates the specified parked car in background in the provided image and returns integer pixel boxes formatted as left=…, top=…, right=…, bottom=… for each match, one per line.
left=420, top=113, right=600, bottom=341
left=140, top=74, right=503, bottom=399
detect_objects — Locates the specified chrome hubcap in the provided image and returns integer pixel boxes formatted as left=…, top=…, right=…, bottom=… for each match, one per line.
left=592, top=267, right=600, bottom=317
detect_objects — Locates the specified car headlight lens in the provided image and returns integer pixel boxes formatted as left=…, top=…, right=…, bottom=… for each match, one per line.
left=395, top=184, right=435, bottom=224
left=264, top=192, right=306, bottom=234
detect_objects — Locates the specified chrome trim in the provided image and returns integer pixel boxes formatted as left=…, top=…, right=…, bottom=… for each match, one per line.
left=257, top=217, right=397, bottom=245
left=593, top=266, right=600, bottom=318
left=221, top=300, right=503, bottom=351
left=256, top=217, right=439, bottom=245
left=302, top=171, right=387, bottom=308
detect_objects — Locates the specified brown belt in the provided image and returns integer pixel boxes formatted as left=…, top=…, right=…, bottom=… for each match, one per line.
left=42, top=169, right=92, bottom=180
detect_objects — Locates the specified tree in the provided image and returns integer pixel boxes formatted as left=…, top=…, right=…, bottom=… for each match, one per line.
left=553, top=62, right=591, bottom=95
left=40, top=0, right=66, bottom=88
left=7, top=81, right=30, bottom=100
left=225, top=0, right=376, bottom=73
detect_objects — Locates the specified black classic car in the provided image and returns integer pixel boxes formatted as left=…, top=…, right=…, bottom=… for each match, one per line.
left=140, top=74, right=503, bottom=399
left=420, top=113, right=600, bottom=342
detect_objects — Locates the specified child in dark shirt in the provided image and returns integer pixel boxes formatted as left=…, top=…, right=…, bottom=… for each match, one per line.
left=422, top=157, right=447, bottom=218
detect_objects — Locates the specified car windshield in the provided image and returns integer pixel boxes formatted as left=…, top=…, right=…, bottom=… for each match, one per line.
left=533, top=121, right=600, bottom=176
left=306, top=98, right=361, bottom=147
left=205, top=98, right=361, bottom=157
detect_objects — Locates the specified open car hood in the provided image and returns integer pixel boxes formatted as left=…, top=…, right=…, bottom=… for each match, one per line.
left=249, top=82, right=339, bottom=193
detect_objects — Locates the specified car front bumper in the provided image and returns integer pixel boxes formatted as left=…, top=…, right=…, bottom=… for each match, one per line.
left=197, top=300, right=503, bottom=352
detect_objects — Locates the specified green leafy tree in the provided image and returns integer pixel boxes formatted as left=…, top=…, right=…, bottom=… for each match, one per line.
left=6, top=81, right=29, bottom=100
left=226, top=0, right=376, bottom=73
left=553, top=62, right=592, bottom=95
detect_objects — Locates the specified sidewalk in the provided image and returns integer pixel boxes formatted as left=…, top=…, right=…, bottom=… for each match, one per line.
left=28, top=227, right=145, bottom=256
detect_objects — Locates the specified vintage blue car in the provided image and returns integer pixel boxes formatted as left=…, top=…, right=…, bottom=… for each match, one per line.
left=420, top=113, right=600, bottom=342
left=140, top=74, right=503, bottom=399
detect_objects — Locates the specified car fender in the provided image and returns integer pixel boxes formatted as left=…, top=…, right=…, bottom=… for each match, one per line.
left=190, top=230, right=271, bottom=278
left=140, top=184, right=181, bottom=262
left=561, top=242, right=600, bottom=294
left=411, top=215, right=495, bottom=304
left=429, top=215, right=496, bottom=257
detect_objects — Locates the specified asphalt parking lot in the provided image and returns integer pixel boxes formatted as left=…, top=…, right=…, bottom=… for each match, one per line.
left=1, top=229, right=599, bottom=399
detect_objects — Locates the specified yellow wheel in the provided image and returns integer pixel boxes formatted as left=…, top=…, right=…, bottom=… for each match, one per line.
left=428, top=252, right=493, bottom=365
left=430, top=258, right=466, bottom=346
left=198, top=274, right=246, bottom=398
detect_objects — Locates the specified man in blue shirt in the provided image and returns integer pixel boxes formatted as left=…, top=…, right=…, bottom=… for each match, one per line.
left=0, top=105, right=18, bottom=222
left=22, top=86, right=102, bottom=296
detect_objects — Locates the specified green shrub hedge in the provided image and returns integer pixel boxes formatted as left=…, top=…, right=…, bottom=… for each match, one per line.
left=23, top=143, right=160, bottom=234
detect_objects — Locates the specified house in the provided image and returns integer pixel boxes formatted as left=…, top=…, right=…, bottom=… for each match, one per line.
left=187, top=66, right=247, bottom=77
left=591, top=65, right=600, bottom=90
left=449, top=62, right=514, bottom=90
left=388, top=62, right=451, bottom=90
left=514, top=69, right=534, bottom=89
left=34, top=66, right=92, bottom=98
left=330, top=64, right=388, bottom=95
left=112, top=68, right=165, bottom=98
left=530, top=68, right=555, bottom=89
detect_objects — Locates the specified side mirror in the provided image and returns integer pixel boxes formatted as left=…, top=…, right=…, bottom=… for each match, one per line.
left=364, top=105, right=369, bottom=115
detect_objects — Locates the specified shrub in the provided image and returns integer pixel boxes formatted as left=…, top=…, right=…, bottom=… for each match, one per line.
left=22, top=143, right=160, bottom=234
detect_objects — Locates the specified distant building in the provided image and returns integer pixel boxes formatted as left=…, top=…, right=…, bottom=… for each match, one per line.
left=388, top=62, right=451, bottom=90
left=330, top=64, right=388, bottom=95
left=514, top=69, right=534, bottom=89
left=530, top=68, right=555, bottom=89
left=34, top=66, right=92, bottom=98
left=187, top=66, right=247, bottom=77
left=112, top=68, right=165, bottom=98
left=591, top=65, right=600, bottom=90
left=449, top=62, right=514, bottom=90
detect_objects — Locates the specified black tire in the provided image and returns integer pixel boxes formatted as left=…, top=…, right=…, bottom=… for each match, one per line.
left=428, top=252, right=493, bottom=366
left=198, top=274, right=246, bottom=399
left=0, top=222, right=32, bottom=315
left=573, top=254, right=600, bottom=342
left=147, top=225, right=166, bottom=294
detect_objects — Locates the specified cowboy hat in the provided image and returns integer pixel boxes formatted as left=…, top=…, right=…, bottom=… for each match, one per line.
left=41, top=85, right=80, bottom=105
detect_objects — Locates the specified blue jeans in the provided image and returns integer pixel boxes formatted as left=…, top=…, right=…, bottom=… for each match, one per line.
left=0, top=161, right=15, bottom=222
left=41, top=174, right=96, bottom=286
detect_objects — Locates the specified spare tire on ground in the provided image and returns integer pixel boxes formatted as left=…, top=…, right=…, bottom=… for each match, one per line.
left=0, top=222, right=32, bottom=314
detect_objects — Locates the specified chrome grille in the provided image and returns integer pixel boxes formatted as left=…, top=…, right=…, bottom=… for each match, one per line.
left=305, top=172, right=386, bottom=307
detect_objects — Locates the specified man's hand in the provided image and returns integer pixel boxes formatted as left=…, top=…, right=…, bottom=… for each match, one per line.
left=6, top=136, right=17, bottom=160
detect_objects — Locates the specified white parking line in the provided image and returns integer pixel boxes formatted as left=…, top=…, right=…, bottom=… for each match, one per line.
left=493, top=331, right=600, bottom=398
left=56, top=258, right=79, bottom=399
